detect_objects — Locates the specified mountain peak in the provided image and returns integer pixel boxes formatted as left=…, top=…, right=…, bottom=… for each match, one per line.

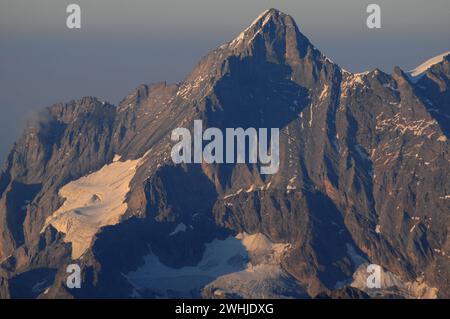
left=227, top=8, right=300, bottom=49
left=249, top=8, right=286, bottom=25
left=182, top=8, right=333, bottom=96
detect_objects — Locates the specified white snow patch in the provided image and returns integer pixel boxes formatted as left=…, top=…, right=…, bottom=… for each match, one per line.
left=204, top=233, right=296, bottom=298
left=375, top=225, right=381, bottom=234
left=223, top=188, right=243, bottom=199
left=409, top=51, right=450, bottom=79
left=126, top=237, right=246, bottom=295
left=351, top=264, right=438, bottom=299
left=126, top=232, right=291, bottom=297
left=236, top=232, right=291, bottom=263
left=43, top=156, right=144, bottom=259
left=169, top=223, right=187, bottom=236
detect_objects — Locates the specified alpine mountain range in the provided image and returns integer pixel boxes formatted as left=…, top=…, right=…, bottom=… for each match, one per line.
left=0, top=8, right=449, bottom=299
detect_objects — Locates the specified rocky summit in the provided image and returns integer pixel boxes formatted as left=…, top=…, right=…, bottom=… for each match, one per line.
left=0, top=8, right=448, bottom=299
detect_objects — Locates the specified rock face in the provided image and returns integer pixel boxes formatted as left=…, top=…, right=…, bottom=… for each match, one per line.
left=0, top=9, right=448, bottom=299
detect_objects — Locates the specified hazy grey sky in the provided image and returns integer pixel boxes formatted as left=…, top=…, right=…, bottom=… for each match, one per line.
left=1, top=0, right=449, bottom=162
